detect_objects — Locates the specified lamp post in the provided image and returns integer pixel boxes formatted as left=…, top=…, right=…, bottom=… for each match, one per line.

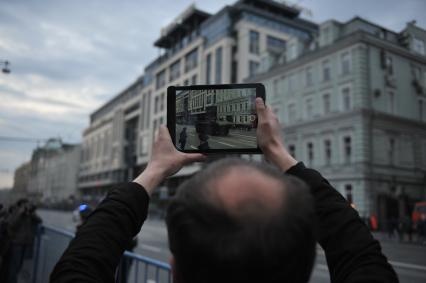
left=1, top=60, right=11, bottom=74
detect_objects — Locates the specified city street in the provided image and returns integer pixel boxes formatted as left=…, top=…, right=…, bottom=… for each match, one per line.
left=39, top=209, right=426, bottom=283
left=176, top=124, right=257, bottom=150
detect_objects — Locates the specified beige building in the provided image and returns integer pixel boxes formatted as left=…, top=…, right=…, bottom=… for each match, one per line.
left=249, top=18, right=426, bottom=224
left=25, top=139, right=81, bottom=202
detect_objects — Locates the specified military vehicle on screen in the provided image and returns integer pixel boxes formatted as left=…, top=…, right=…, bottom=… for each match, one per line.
left=195, top=119, right=232, bottom=136
left=194, top=105, right=232, bottom=136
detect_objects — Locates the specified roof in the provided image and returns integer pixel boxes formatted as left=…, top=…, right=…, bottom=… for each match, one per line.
left=154, top=6, right=211, bottom=48
left=237, top=0, right=301, bottom=18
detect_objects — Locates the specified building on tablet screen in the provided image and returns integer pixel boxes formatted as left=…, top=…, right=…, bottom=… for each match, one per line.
left=76, top=0, right=426, bottom=226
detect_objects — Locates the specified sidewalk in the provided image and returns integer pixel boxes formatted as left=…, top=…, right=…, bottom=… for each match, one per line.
left=372, top=231, right=426, bottom=245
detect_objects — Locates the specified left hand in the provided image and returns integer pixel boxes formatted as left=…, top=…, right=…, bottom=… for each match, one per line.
left=133, top=125, right=206, bottom=194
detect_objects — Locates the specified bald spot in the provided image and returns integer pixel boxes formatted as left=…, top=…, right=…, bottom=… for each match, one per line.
left=210, top=166, right=285, bottom=218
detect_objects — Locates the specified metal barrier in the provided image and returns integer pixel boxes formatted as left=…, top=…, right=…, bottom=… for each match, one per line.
left=31, top=224, right=172, bottom=283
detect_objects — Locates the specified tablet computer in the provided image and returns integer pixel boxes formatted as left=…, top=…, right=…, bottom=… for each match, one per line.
left=167, top=83, right=265, bottom=154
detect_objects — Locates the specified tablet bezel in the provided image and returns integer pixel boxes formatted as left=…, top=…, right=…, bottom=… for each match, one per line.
left=167, top=83, right=265, bottom=154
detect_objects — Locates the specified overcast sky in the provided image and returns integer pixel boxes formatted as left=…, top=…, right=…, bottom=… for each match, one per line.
left=0, top=0, right=425, bottom=189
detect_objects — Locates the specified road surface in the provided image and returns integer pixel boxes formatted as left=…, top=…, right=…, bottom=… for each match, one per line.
left=38, top=209, right=426, bottom=283
left=176, top=124, right=257, bottom=150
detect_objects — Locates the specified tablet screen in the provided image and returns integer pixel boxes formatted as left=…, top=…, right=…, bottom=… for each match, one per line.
left=174, top=87, right=258, bottom=151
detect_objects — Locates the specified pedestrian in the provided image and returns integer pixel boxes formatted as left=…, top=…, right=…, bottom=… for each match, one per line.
left=51, top=98, right=398, bottom=283
left=387, top=217, right=398, bottom=239
left=0, top=204, right=11, bottom=282
left=178, top=127, right=187, bottom=150
left=398, top=217, right=406, bottom=242
left=7, top=199, right=42, bottom=283
left=417, top=214, right=426, bottom=245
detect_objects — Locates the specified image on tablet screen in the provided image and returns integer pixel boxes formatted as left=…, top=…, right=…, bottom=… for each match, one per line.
left=175, top=88, right=257, bottom=151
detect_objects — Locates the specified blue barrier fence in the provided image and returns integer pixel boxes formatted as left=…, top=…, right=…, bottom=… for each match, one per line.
left=31, top=225, right=172, bottom=283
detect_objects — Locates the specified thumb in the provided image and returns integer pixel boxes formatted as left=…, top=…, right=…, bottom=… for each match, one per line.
left=255, top=97, right=266, bottom=116
left=158, top=125, right=172, bottom=141
left=182, top=153, right=207, bottom=164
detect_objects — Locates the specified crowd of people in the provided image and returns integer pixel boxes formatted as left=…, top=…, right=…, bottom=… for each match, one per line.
left=386, top=215, right=426, bottom=244
left=0, top=199, right=42, bottom=283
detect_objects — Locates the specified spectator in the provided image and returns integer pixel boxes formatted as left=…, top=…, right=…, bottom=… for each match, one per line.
left=7, top=200, right=42, bottom=283
left=0, top=204, right=11, bottom=282
left=51, top=98, right=398, bottom=283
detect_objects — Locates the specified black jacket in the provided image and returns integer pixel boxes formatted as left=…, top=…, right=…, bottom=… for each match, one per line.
left=50, top=163, right=398, bottom=283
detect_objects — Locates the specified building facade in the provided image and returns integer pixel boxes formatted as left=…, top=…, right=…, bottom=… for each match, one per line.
left=249, top=18, right=426, bottom=225
left=26, top=139, right=81, bottom=203
left=79, top=0, right=317, bottom=196
left=78, top=0, right=426, bottom=225
left=13, top=161, right=31, bottom=195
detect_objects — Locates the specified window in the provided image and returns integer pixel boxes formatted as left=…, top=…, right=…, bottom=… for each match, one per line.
left=324, top=139, right=332, bottom=165
left=206, top=53, right=212, bottom=84
left=389, top=138, right=395, bottom=165
left=192, top=74, right=197, bottom=85
left=322, top=26, right=330, bottom=44
left=160, top=93, right=165, bottom=111
left=288, top=103, right=296, bottom=123
left=413, top=37, right=426, bottom=55
left=273, top=79, right=279, bottom=97
left=322, top=60, right=331, bottom=81
left=388, top=91, right=394, bottom=114
left=342, top=87, right=351, bottom=111
left=249, top=30, right=260, bottom=54
left=185, top=48, right=198, bottom=72
left=288, top=74, right=295, bottom=92
left=288, top=43, right=296, bottom=60
left=289, top=145, right=296, bottom=158
left=305, top=66, right=313, bottom=86
left=169, top=60, right=181, bottom=82
left=412, top=66, right=422, bottom=81
left=323, top=94, right=331, bottom=114
left=249, top=61, right=259, bottom=77
left=307, top=142, right=314, bottom=165
left=267, top=35, right=286, bottom=50
left=154, top=96, right=159, bottom=114
left=140, top=136, right=148, bottom=156
left=341, top=52, right=351, bottom=75
left=156, top=69, right=166, bottom=90
left=385, top=56, right=393, bottom=75
left=345, top=184, right=353, bottom=203
left=343, top=136, right=352, bottom=164
left=103, top=132, right=109, bottom=155
left=215, top=47, right=222, bottom=83
left=305, top=98, right=313, bottom=119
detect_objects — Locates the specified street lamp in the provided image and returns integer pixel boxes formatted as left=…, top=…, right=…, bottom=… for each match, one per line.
left=1, top=60, right=11, bottom=74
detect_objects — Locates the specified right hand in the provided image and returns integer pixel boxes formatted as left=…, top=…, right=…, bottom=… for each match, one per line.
left=255, top=97, right=297, bottom=171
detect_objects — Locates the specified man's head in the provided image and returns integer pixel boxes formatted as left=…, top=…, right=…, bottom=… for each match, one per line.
left=166, top=158, right=317, bottom=283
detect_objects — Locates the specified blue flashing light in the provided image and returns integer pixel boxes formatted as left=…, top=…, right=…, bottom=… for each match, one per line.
left=79, top=204, right=88, bottom=212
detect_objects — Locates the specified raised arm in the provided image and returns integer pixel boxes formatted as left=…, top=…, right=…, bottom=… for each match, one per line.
left=255, top=98, right=398, bottom=283
left=50, top=126, right=204, bottom=283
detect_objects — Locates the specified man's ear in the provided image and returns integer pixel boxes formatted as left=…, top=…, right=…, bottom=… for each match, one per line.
left=170, top=255, right=178, bottom=283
